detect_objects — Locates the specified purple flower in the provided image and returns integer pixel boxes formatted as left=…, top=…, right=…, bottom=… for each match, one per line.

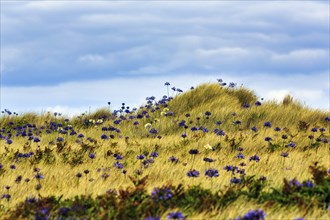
left=302, top=180, right=314, bottom=188
left=264, top=137, right=272, bottom=142
left=289, top=178, right=301, bottom=187
left=6, top=139, right=13, bottom=145
left=223, top=165, right=238, bottom=172
left=230, top=177, right=242, bottom=184
left=255, top=101, right=262, bottom=106
left=251, top=127, right=258, bottom=132
left=57, top=137, right=64, bottom=142
left=136, top=154, right=145, bottom=160
left=311, top=127, right=318, bottom=132
left=205, top=168, right=219, bottom=178
left=114, top=161, right=124, bottom=169
left=263, top=122, right=272, bottom=128
left=187, top=169, right=200, bottom=177
left=287, top=142, right=296, bottom=148
left=189, top=149, right=199, bottom=155
left=203, top=157, right=215, bottom=163
left=101, top=134, right=108, bottom=140
left=280, top=152, right=289, bottom=158
left=167, top=212, right=185, bottom=220
left=236, top=153, right=245, bottom=159
left=150, top=152, right=159, bottom=158
left=89, top=153, right=96, bottom=159
left=236, top=209, right=266, bottom=220
left=249, top=155, right=260, bottom=162
left=151, top=187, right=173, bottom=202
left=169, top=156, right=179, bottom=163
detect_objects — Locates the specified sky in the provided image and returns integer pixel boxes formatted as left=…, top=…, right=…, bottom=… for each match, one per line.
left=1, top=1, right=329, bottom=116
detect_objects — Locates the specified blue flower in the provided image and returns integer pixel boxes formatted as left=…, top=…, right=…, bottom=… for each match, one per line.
left=187, top=169, right=200, bottom=177
left=302, top=180, right=314, bottom=188
left=149, top=128, right=159, bottom=135
left=289, top=178, right=301, bottom=187
left=249, top=155, right=260, bottom=162
left=280, top=152, right=289, bottom=158
left=114, top=161, right=124, bottom=169
left=255, top=101, right=262, bottom=106
left=57, top=137, right=64, bottom=142
left=236, top=209, right=266, bottom=220
left=89, top=153, right=96, bottom=159
left=203, top=157, right=215, bottom=163
left=167, top=211, right=185, bottom=220
left=169, top=156, right=179, bottom=163
left=150, top=152, right=159, bottom=158
left=264, top=137, right=272, bottom=142
left=189, top=149, right=198, bottom=155
left=101, top=134, right=108, bottom=140
left=287, top=142, right=296, bottom=148
left=136, top=154, right=145, bottom=160
left=236, top=153, right=245, bottom=159
left=251, top=127, right=258, bottom=132
left=230, top=177, right=242, bottom=184
left=151, top=187, right=173, bottom=202
left=205, top=168, right=219, bottom=178
left=164, top=82, right=170, bottom=86
left=263, top=122, right=272, bottom=128
left=223, top=165, right=238, bottom=172
left=311, top=127, right=318, bottom=132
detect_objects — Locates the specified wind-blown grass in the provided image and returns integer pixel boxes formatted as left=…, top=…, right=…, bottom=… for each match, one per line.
left=0, top=82, right=329, bottom=219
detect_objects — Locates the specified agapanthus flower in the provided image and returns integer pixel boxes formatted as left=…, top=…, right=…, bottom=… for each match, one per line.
left=223, top=165, right=238, bottom=172
left=114, top=161, right=124, bottom=169
left=242, top=103, right=250, bottom=108
left=89, top=153, right=96, bottom=159
left=167, top=211, right=185, bottom=220
left=274, top=127, right=281, bottom=131
left=251, top=126, right=258, bottom=132
left=136, top=154, right=145, bottom=160
left=255, top=101, right=262, bottom=106
left=33, top=137, right=41, bottom=143
left=230, top=177, right=242, bottom=184
left=302, top=180, right=314, bottom=188
left=150, top=152, right=159, bottom=158
left=235, top=209, right=266, bottom=220
left=151, top=187, right=173, bottom=202
left=101, top=134, right=108, bottom=140
left=287, top=142, right=296, bottom=148
left=10, top=164, right=16, bottom=170
left=149, top=128, right=159, bottom=135
left=205, top=168, right=219, bottom=178
left=280, top=152, right=289, bottom=158
left=311, top=127, right=318, bottom=132
left=203, top=157, right=215, bottom=163
left=263, top=122, right=272, bottom=128
left=187, top=169, right=200, bottom=177
left=289, top=178, right=301, bottom=187
left=189, top=149, right=199, bottom=155
left=236, top=153, right=245, bottom=159
left=34, top=173, right=44, bottom=179
left=264, top=137, right=272, bottom=142
left=169, top=156, right=178, bottom=163
left=249, top=155, right=260, bottom=162
left=6, top=139, right=13, bottom=145
left=57, top=137, right=64, bottom=142
left=205, top=111, right=211, bottom=116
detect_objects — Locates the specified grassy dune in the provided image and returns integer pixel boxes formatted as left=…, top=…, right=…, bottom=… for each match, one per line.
left=0, top=83, right=329, bottom=219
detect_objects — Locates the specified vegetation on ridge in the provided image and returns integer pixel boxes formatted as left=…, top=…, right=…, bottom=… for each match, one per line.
left=0, top=81, right=329, bottom=219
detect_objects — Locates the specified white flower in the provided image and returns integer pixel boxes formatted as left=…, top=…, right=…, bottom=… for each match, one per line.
left=144, top=123, right=152, bottom=129
left=204, top=144, right=213, bottom=150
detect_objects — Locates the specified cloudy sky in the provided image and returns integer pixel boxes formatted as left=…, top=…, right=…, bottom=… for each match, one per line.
left=1, top=1, right=329, bottom=116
